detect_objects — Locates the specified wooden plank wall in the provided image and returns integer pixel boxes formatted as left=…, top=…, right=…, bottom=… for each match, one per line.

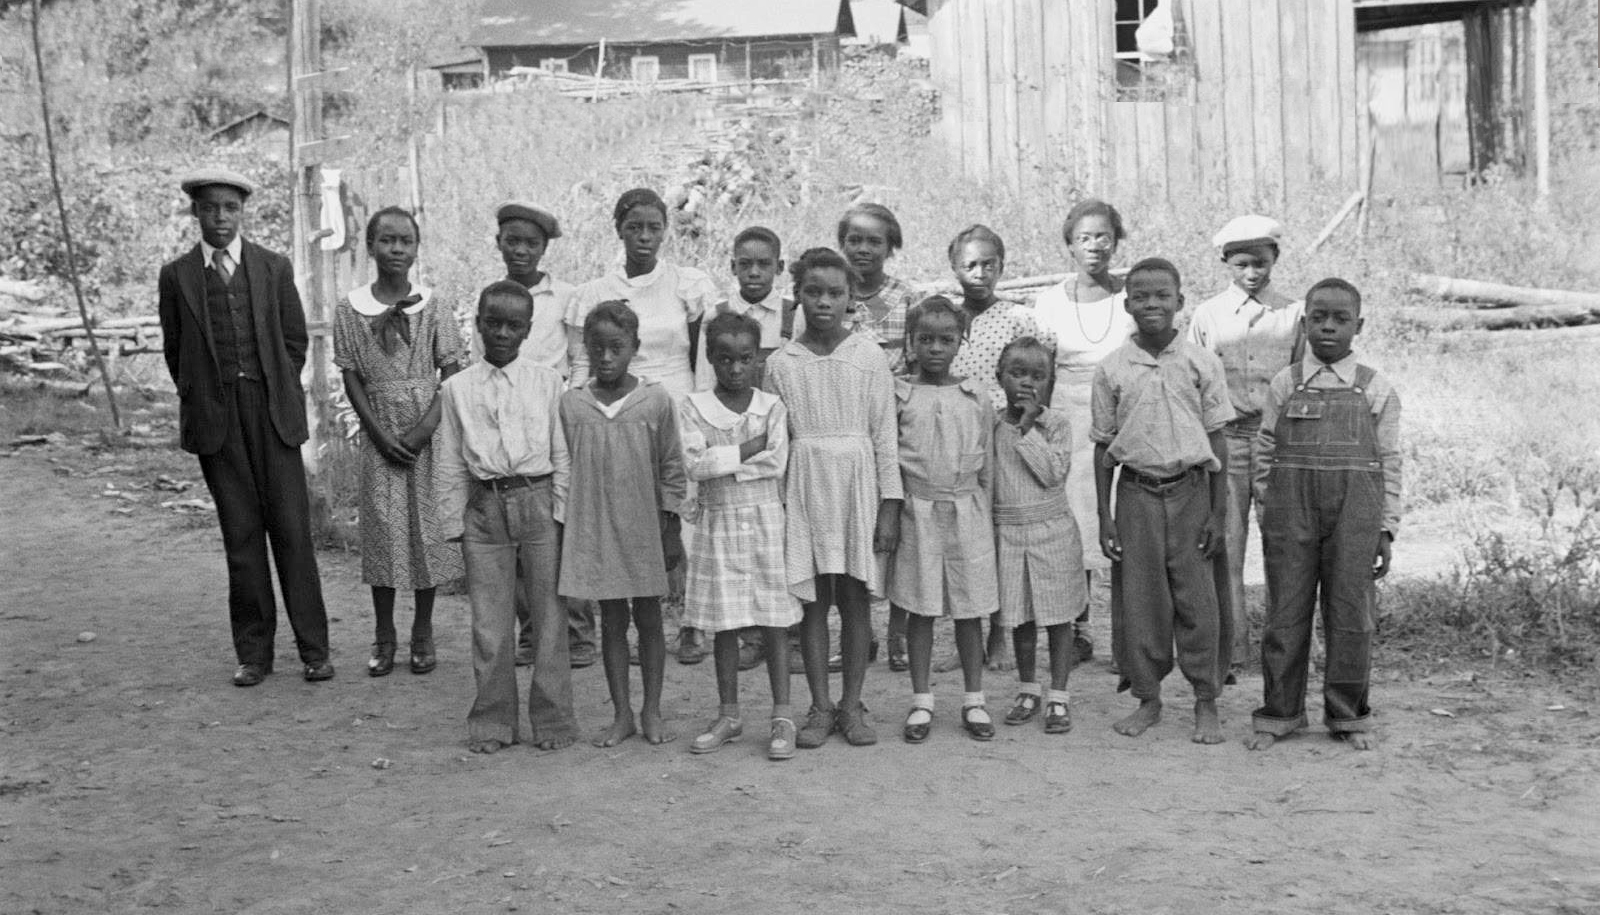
left=923, top=0, right=1360, bottom=208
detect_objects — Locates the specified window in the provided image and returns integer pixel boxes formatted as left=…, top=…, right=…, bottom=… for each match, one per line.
left=1113, top=0, right=1188, bottom=101
left=687, top=53, right=718, bottom=83
left=631, top=55, right=660, bottom=83
left=540, top=58, right=569, bottom=74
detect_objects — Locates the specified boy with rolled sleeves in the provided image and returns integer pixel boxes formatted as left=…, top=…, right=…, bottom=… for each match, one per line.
left=1246, top=278, right=1401, bottom=752
left=494, top=202, right=596, bottom=671
left=436, top=280, right=578, bottom=754
left=1091, top=257, right=1234, bottom=744
left=1186, top=215, right=1304, bottom=681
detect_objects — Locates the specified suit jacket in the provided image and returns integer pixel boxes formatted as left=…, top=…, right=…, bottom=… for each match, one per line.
left=158, top=240, right=310, bottom=455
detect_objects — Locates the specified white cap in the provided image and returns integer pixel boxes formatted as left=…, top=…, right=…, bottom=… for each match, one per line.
left=1212, top=214, right=1284, bottom=256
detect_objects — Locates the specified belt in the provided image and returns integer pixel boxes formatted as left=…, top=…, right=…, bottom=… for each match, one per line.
left=1120, top=466, right=1201, bottom=489
left=478, top=473, right=552, bottom=493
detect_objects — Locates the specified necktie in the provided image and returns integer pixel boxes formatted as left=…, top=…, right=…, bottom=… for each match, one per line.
left=212, top=248, right=234, bottom=284
left=369, top=293, right=422, bottom=356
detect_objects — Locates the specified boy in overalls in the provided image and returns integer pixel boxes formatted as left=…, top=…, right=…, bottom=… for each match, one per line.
left=1246, top=278, right=1402, bottom=751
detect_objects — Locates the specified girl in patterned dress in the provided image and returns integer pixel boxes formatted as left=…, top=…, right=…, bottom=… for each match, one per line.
left=559, top=302, right=687, bottom=748
left=765, top=248, right=902, bottom=750
left=682, top=311, right=801, bottom=760
left=940, top=223, right=1047, bottom=675
left=333, top=207, right=467, bottom=678
left=992, top=337, right=1087, bottom=735
left=890, top=296, right=1000, bottom=744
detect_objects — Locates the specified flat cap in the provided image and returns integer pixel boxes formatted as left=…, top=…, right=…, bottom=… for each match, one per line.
left=496, top=202, right=561, bottom=239
left=180, top=168, right=254, bottom=198
left=1213, top=214, right=1283, bottom=256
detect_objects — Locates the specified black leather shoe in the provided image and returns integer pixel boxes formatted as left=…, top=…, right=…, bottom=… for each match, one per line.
left=232, top=663, right=267, bottom=687
left=303, top=660, right=335, bottom=682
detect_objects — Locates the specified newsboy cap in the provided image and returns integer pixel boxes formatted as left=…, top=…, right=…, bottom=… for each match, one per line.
left=180, top=168, right=255, bottom=199
left=1212, top=214, right=1284, bottom=257
left=495, top=202, right=562, bottom=239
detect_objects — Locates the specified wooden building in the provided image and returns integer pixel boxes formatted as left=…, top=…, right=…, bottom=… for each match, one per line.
left=470, top=0, right=858, bottom=84
left=899, top=0, right=1551, bottom=206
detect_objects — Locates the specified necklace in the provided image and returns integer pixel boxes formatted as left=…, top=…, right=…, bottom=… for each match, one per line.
left=1070, top=277, right=1117, bottom=345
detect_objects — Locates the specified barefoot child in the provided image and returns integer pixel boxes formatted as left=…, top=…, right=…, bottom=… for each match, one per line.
left=1187, top=215, right=1304, bottom=681
left=992, top=337, right=1087, bottom=734
left=942, top=223, right=1045, bottom=674
left=560, top=302, right=687, bottom=747
left=682, top=311, right=801, bottom=759
left=891, top=296, right=1000, bottom=743
left=1091, top=258, right=1235, bottom=744
left=435, top=281, right=577, bottom=753
left=334, top=207, right=467, bottom=678
left=766, top=248, right=902, bottom=749
left=493, top=201, right=597, bottom=671
left=1246, top=278, right=1401, bottom=752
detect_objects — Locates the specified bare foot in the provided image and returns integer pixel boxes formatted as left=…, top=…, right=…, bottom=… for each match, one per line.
left=534, top=733, right=576, bottom=751
left=986, top=645, right=1016, bottom=672
left=468, top=738, right=509, bottom=754
left=1113, top=699, right=1162, bottom=737
left=931, top=652, right=963, bottom=673
left=1191, top=699, right=1225, bottom=745
left=641, top=711, right=676, bottom=745
left=1343, top=731, right=1377, bottom=751
left=593, top=716, right=637, bottom=748
left=1244, top=731, right=1278, bottom=751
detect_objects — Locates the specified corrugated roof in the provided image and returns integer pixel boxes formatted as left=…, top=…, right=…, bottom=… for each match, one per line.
left=471, top=0, right=854, bottom=48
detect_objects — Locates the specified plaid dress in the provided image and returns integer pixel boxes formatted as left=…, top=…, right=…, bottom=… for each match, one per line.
left=992, top=407, right=1087, bottom=628
left=678, top=389, right=800, bottom=632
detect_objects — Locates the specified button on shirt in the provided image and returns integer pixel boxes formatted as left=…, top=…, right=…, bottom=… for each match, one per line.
left=434, top=356, right=571, bottom=539
left=694, top=287, right=788, bottom=391
left=1090, top=337, right=1236, bottom=476
left=1255, top=353, right=1404, bottom=536
left=1186, top=284, right=1303, bottom=424
left=517, top=273, right=576, bottom=378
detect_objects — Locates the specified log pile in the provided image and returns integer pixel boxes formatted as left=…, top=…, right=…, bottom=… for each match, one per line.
left=1, top=278, right=163, bottom=391
left=1404, top=274, right=1600, bottom=330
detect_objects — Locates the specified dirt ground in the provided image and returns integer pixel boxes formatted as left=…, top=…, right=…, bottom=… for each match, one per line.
left=3, top=430, right=1599, bottom=915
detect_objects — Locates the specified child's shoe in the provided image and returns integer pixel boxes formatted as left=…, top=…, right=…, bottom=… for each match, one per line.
left=368, top=641, right=396, bottom=678
left=1044, top=700, right=1073, bottom=734
left=409, top=637, right=436, bottom=675
left=690, top=716, right=743, bottom=754
left=796, top=705, right=836, bottom=749
left=961, top=705, right=995, bottom=741
left=677, top=627, right=708, bottom=665
left=1004, top=692, right=1040, bottom=725
left=768, top=717, right=797, bottom=760
left=1072, top=622, right=1094, bottom=663
left=838, top=703, right=878, bottom=746
left=887, top=634, right=909, bottom=672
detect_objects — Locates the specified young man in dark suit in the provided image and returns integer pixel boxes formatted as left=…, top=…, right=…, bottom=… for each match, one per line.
left=157, top=168, right=335, bottom=686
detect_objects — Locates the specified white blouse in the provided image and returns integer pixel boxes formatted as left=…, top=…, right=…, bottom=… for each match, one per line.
left=566, top=260, right=720, bottom=396
left=1031, top=277, right=1136, bottom=374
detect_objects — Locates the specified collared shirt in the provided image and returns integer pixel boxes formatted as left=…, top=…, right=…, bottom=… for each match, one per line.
left=848, top=273, right=919, bottom=373
left=199, top=236, right=244, bottom=277
left=567, top=260, right=720, bottom=395
left=1089, top=337, right=1235, bottom=476
left=515, top=272, right=576, bottom=378
left=1256, top=352, right=1404, bottom=536
left=435, top=355, right=570, bottom=538
left=694, top=287, right=788, bottom=391
left=1186, top=283, right=1303, bottom=422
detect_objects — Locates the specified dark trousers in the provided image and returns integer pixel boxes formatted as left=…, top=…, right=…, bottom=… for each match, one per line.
left=197, top=378, right=330, bottom=667
left=1254, top=467, right=1381, bottom=735
left=1110, top=470, right=1228, bottom=702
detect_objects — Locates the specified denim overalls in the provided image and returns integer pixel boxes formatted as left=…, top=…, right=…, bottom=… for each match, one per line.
left=1254, top=363, right=1384, bottom=735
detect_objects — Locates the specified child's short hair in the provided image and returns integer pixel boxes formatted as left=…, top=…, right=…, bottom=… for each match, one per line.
left=478, top=279, right=533, bottom=313
left=1061, top=198, right=1127, bottom=245
left=836, top=202, right=903, bottom=252
left=704, top=310, right=762, bottom=354
left=583, top=300, right=640, bottom=343
left=366, top=206, right=420, bottom=246
left=789, top=247, right=850, bottom=288
left=1306, top=277, right=1362, bottom=311
left=996, top=335, right=1056, bottom=381
left=612, top=188, right=669, bottom=228
left=732, top=225, right=782, bottom=258
left=1125, top=257, right=1182, bottom=288
left=906, top=294, right=969, bottom=339
left=947, top=223, right=1006, bottom=265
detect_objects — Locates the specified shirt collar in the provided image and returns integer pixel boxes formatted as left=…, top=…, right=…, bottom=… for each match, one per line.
left=611, top=259, right=666, bottom=289
left=349, top=283, right=432, bottom=317
left=1222, top=282, right=1295, bottom=313
left=731, top=286, right=784, bottom=314
left=201, top=236, right=244, bottom=269
left=1302, top=351, right=1360, bottom=384
left=688, top=388, right=776, bottom=429
left=518, top=273, right=555, bottom=297
left=1125, top=335, right=1183, bottom=365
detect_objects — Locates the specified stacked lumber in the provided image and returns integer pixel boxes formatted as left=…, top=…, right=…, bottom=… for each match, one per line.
left=0, top=282, right=163, bottom=390
left=1405, top=274, right=1600, bottom=330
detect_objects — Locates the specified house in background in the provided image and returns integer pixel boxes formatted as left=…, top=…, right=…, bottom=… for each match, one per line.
left=428, top=53, right=487, bottom=92
left=206, top=109, right=291, bottom=161
left=469, top=0, right=858, bottom=84
left=897, top=0, right=1552, bottom=207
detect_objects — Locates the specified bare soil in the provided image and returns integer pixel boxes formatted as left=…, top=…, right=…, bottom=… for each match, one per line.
left=3, top=432, right=1598, bottom=915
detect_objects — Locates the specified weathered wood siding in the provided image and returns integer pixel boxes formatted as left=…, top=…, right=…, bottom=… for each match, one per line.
left=923, top=0, right=1358, bottom=206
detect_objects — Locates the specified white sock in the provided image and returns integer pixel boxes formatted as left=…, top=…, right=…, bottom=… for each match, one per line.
left=907, top=692, right=934, bottom=725
left=1016, top=681, right=1042, bottom=697
left=1046, top=688, right=1072, bottom=706
left=963, top=691, right=990, bottom=724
